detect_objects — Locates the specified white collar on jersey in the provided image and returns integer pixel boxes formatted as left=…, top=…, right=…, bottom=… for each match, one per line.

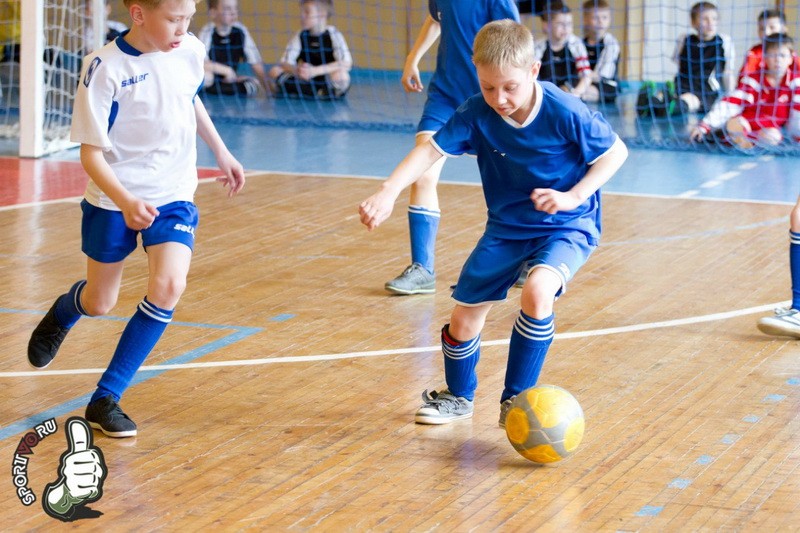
left=500, top=81, right=543, bottom=129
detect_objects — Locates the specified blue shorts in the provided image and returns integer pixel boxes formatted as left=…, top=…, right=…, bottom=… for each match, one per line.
left=417, top=90, right=460, bottom=134
left=81, top=200, right=199, bottom=263
left=452, top=231, right=596, bottom=306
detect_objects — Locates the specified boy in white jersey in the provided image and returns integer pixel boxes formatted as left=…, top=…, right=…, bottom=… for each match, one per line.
left=27, top=0, right=245, bottom=438
left=360, top=20, right=627, bottom=425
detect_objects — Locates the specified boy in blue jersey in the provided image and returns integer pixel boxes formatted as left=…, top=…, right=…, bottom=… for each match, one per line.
left=26, top=0, right=245, bottom=437
left=385, top=0, right=519, bottom=295
left=757, top=195, right=800, bottom=338
left=360, top=20, right=627, bottom=425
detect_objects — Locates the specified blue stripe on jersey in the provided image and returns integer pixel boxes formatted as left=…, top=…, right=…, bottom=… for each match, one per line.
left=791, top=230, right=800, bottom=245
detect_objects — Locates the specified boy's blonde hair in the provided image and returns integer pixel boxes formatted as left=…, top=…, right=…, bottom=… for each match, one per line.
left=473, top=20, right=535, bottom=70
left=123, top=0, right=201, bottom=8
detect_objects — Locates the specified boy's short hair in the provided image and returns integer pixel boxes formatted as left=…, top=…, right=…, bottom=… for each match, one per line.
left=124, top=0, right=201, bottom=8
left=540, top=1, right=570, bottom=22
left=207, top=0, right=224, bottom=10
left=301, top=0, right=333, bottom=13
left=690, top=2, right=717, bottom=23
left=473, top=19, right=535, bottom=70
left=757, top=8, right=785, bottom=24
left=582, top=0, right=610, bottom=11
left=764, top=33, right=794, bottom=53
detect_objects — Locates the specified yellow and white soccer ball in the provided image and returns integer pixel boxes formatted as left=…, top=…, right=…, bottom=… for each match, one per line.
left=505, top=384, right=585, bottom=464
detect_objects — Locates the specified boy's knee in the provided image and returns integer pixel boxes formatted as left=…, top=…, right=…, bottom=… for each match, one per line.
left=790, top=203, right=800, bottom=231
left=757, top=128, right=782, bottom=146
left=520, top=268, right=561, bottom=318
left=81, top=295, right=117, bottom=317
left=148, top=276, right=186, bottom=309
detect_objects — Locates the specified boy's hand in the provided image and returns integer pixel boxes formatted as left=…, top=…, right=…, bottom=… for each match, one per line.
left=297, top=62, right=315, bottom=81
left=401, top=63, right=423, bottom=92
left=359, top=188, right=398, bottom=231
left=531, top=188, right=582, bottom=214
left=120, top=197, right=159, bottom=231
left=215, top=152, right=246, bottom=197
left=689, top=125, right=707, bottom=141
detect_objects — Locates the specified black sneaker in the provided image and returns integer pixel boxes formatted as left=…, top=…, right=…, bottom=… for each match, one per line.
left=85, top=396, right=138, bottom=438
left=28, top=297, right=71, bottom=369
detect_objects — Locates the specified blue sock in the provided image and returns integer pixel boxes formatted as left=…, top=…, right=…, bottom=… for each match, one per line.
left=502, top=311, right=554, bottom=402
left=54, top=280, right=89, bottom=328
left=90, top=297, right=173, bottom=404
left=408, top=206, right=440, bottom=274
left=441, top=325, right=480, bottom=401
left=791, top=231, right=800, bottom=310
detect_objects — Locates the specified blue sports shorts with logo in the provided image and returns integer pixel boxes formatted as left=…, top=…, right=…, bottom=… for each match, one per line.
left=452, top=231, right=596, bottom=306
left=81, top=200, right=199, bottom=263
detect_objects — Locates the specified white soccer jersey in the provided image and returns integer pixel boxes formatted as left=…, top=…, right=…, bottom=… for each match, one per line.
left=71, top=33, right=206, bottom=211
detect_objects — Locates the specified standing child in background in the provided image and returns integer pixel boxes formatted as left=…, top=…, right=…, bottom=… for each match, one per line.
left=758, top=195, right=800, bottom=339
left=84, top=0, right=128, bottom=54
left=738, top=8, right=800, bottom=81
left=27, top=0, right=245, bottom=437
left=198, top=0, right=269, bottom=96
left=534, top=3, right=593, bottom=99
left=383, top=0, right=520, bottom=295
left=689, top=34, right=800, bottom=149
left=268, top=0, right=352, bottom=100
left=581, top=0, right=619, bottom=103
left=672, top=1, right=735, bottom=114
left=359, top=20, right=627, bottom=425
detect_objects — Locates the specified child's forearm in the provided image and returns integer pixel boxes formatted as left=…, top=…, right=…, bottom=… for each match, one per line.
left=571, top=138, right=628, bottom=200
left=80, top=144, right=134, bottom=208
left=195, top=98, right=230, bottom=161
left=383, top=142, right=444, bottom=194
left=406, top=15, right=441, bottom=67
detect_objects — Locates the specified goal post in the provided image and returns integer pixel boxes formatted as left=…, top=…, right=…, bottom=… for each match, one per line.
left=17, top=0, right=98, bottom=158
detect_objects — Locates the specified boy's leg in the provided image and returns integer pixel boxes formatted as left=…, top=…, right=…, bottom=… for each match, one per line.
left=87, top=234, right=193, bottom=437
left=385, top=132, right=442, bottom=295
left=28, top=202, right=129, bottom=369
left=415, top=303, right=492, bottom=425
left=500, top=235, right=594, bottom=427
left=758, top=196, right=800, bottom=337
left=501, top=267, right=561, bottom=405
left=28, top=280, right=89, bottom=369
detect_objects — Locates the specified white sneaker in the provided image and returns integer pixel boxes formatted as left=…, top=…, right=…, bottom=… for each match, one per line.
left=757, top=307, right=800, bottom=338
left=415, top=389, right=473, bottom=424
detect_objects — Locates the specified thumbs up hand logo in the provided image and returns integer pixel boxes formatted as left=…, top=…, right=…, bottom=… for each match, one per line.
left=42, top=417, right=107, bottom=521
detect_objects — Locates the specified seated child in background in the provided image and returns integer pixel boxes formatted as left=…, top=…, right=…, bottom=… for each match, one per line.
left=197, top=0, right=269, bottom=96
left=739, top=8, right=800, bottom=81
left=581, top=0, right=619, bottom=103
left=83, top=0, right=127, bottom=54
left=672, top=1, right=735, bottom=114
left=534, top=3, right=593, bottom=99
left=269, top=0, right=352, bottom=100
left=690, top=34, right=800, bottom=149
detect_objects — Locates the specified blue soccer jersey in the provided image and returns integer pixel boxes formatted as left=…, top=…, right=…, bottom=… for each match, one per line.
left=427, top=0, right=519, bottom=112
left=431, top=81, right=618, bottom=244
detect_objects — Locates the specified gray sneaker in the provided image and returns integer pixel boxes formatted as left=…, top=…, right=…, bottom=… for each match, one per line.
left=385, top=263, right=435, bottom=295
left=757, top=307, right=800, bottom=338
left=415, top=389, right=473, bottom=424
left=498, top=396, right=515, bottom=428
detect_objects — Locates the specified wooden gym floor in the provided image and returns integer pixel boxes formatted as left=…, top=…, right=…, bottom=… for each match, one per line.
left=0, top=159, right=798, bottom=530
